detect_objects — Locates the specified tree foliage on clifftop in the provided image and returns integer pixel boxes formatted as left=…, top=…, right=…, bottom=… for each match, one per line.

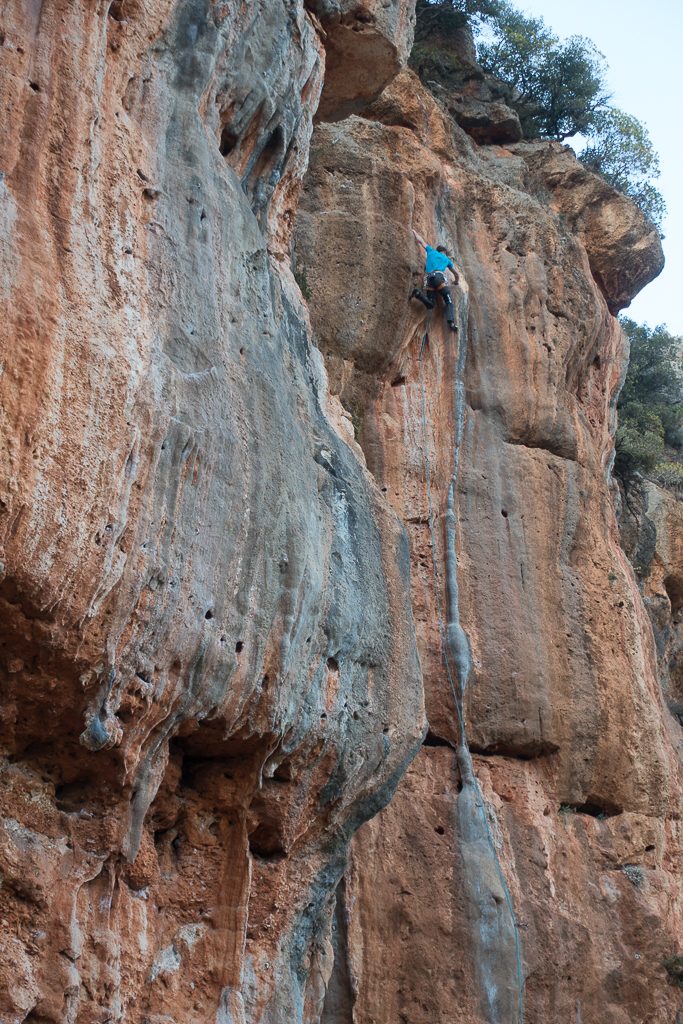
left=412, top=0, right=665, bottom=227
left=615, top=319, right=683, bottom=489
left=414, top=0, right=503, bottom=41
left=476, top=6, right=609, bottom=140
left=579, top=109, right=666, bottom=228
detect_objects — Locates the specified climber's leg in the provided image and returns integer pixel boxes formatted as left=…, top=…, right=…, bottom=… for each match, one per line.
left=438, top=284, right=457, bottom=332
left=411, top=286, right=436, bottom=309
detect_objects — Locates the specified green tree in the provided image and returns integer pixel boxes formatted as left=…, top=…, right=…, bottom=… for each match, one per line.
left=619, top=320, right=683, bottom=432
left=615, top=319, right=683, bottom=481
left=615, top=411, right=665, bottom=478
left=414, top=0, right=504, bottom=45
left=476, top=7, right=609, bottom=139
left=412, top=0, right=508, bottom=90
left=412, top=2, right=665, bottom=230
left=413, top=2, right=609, bottom=139
left=579, top=108, right=666, bottom=227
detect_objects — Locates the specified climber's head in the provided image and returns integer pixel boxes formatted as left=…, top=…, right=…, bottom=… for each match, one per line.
left=436, top=245, right=450, bottom=256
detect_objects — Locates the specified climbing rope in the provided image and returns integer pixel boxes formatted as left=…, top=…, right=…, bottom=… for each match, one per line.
left=417, top=305, right=526, bottom=1023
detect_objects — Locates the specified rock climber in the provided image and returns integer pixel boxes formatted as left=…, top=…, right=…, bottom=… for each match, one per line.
left=410, top=228, right=459, bottom=332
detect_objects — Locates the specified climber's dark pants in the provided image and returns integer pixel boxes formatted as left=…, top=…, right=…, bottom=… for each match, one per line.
left=413, top=271, right=455, bottom=324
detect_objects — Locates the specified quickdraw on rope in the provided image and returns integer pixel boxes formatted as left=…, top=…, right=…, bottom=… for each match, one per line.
left=417, top=302, right=525, bottom=1024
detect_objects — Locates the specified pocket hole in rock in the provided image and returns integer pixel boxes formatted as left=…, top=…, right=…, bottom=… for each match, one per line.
left=219, top=127, right=238, bottom=157
left=108, top=0, right=126, bottom=21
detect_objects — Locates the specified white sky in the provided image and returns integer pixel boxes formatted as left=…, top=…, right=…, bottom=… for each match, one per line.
left=510, top=0, right=682, bottom=335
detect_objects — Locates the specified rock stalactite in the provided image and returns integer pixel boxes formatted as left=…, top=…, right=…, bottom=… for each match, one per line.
left=0, top=2, right=680, bottom=1022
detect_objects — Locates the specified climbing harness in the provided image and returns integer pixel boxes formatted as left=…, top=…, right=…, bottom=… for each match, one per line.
left=417, top=304, right=526, bottom=1023
left=414, top=276, right=457, bottom=332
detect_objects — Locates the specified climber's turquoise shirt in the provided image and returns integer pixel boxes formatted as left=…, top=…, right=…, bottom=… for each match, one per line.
left=424, top=244, right=455, bottom=274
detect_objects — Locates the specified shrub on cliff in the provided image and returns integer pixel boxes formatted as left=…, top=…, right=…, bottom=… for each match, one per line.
left=579, top=109, right=666, bottom=228
left=663, top=954, right=683, bottom=987
left=653, top=461, right=683, bottom=493
left=476, top=8, right=609, bottom=139
left=413, top=0, right=609, bottom=139
left=412, top=0, right=507, bottom=93
left=414, top=0, right=504, bottom=44
left=413, top=1, right=665, bottom=228
left=615, top=414, right=665, bottom=478
left=615, top=319, right=683, bottom=485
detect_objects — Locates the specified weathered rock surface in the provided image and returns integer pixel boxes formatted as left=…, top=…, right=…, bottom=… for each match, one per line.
left=510, top=141, right=665, bottom=313
left=620, top=479, right=683, bottom=720
left=0, top=2, right=423, bottom=1021
left=307, top=0, right=416, bottom=121
left=414, top=56, right=522, bottom=144
left=0, top=3, right=680, bottom=1024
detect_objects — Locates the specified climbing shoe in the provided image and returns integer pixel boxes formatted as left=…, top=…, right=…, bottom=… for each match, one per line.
left=448, top=320, right=457, bottom=332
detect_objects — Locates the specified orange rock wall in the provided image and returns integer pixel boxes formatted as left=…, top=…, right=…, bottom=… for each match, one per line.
left=297, top=73, right=681, bottom=1024
left=0, top=3, right=423, bottom=1021
left=1, top=2, right=681, bottom=1023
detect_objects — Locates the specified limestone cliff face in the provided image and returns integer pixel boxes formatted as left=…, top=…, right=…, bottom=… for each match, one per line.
left=0, top=3, right=680, bottom=1024
left=297, top=69, right=679, bottom=1023
left=0, top=4, right=423, bottom=1021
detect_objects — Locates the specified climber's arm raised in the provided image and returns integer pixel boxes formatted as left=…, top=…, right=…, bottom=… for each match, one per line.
left=412, top=228, right=428, bottom=251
